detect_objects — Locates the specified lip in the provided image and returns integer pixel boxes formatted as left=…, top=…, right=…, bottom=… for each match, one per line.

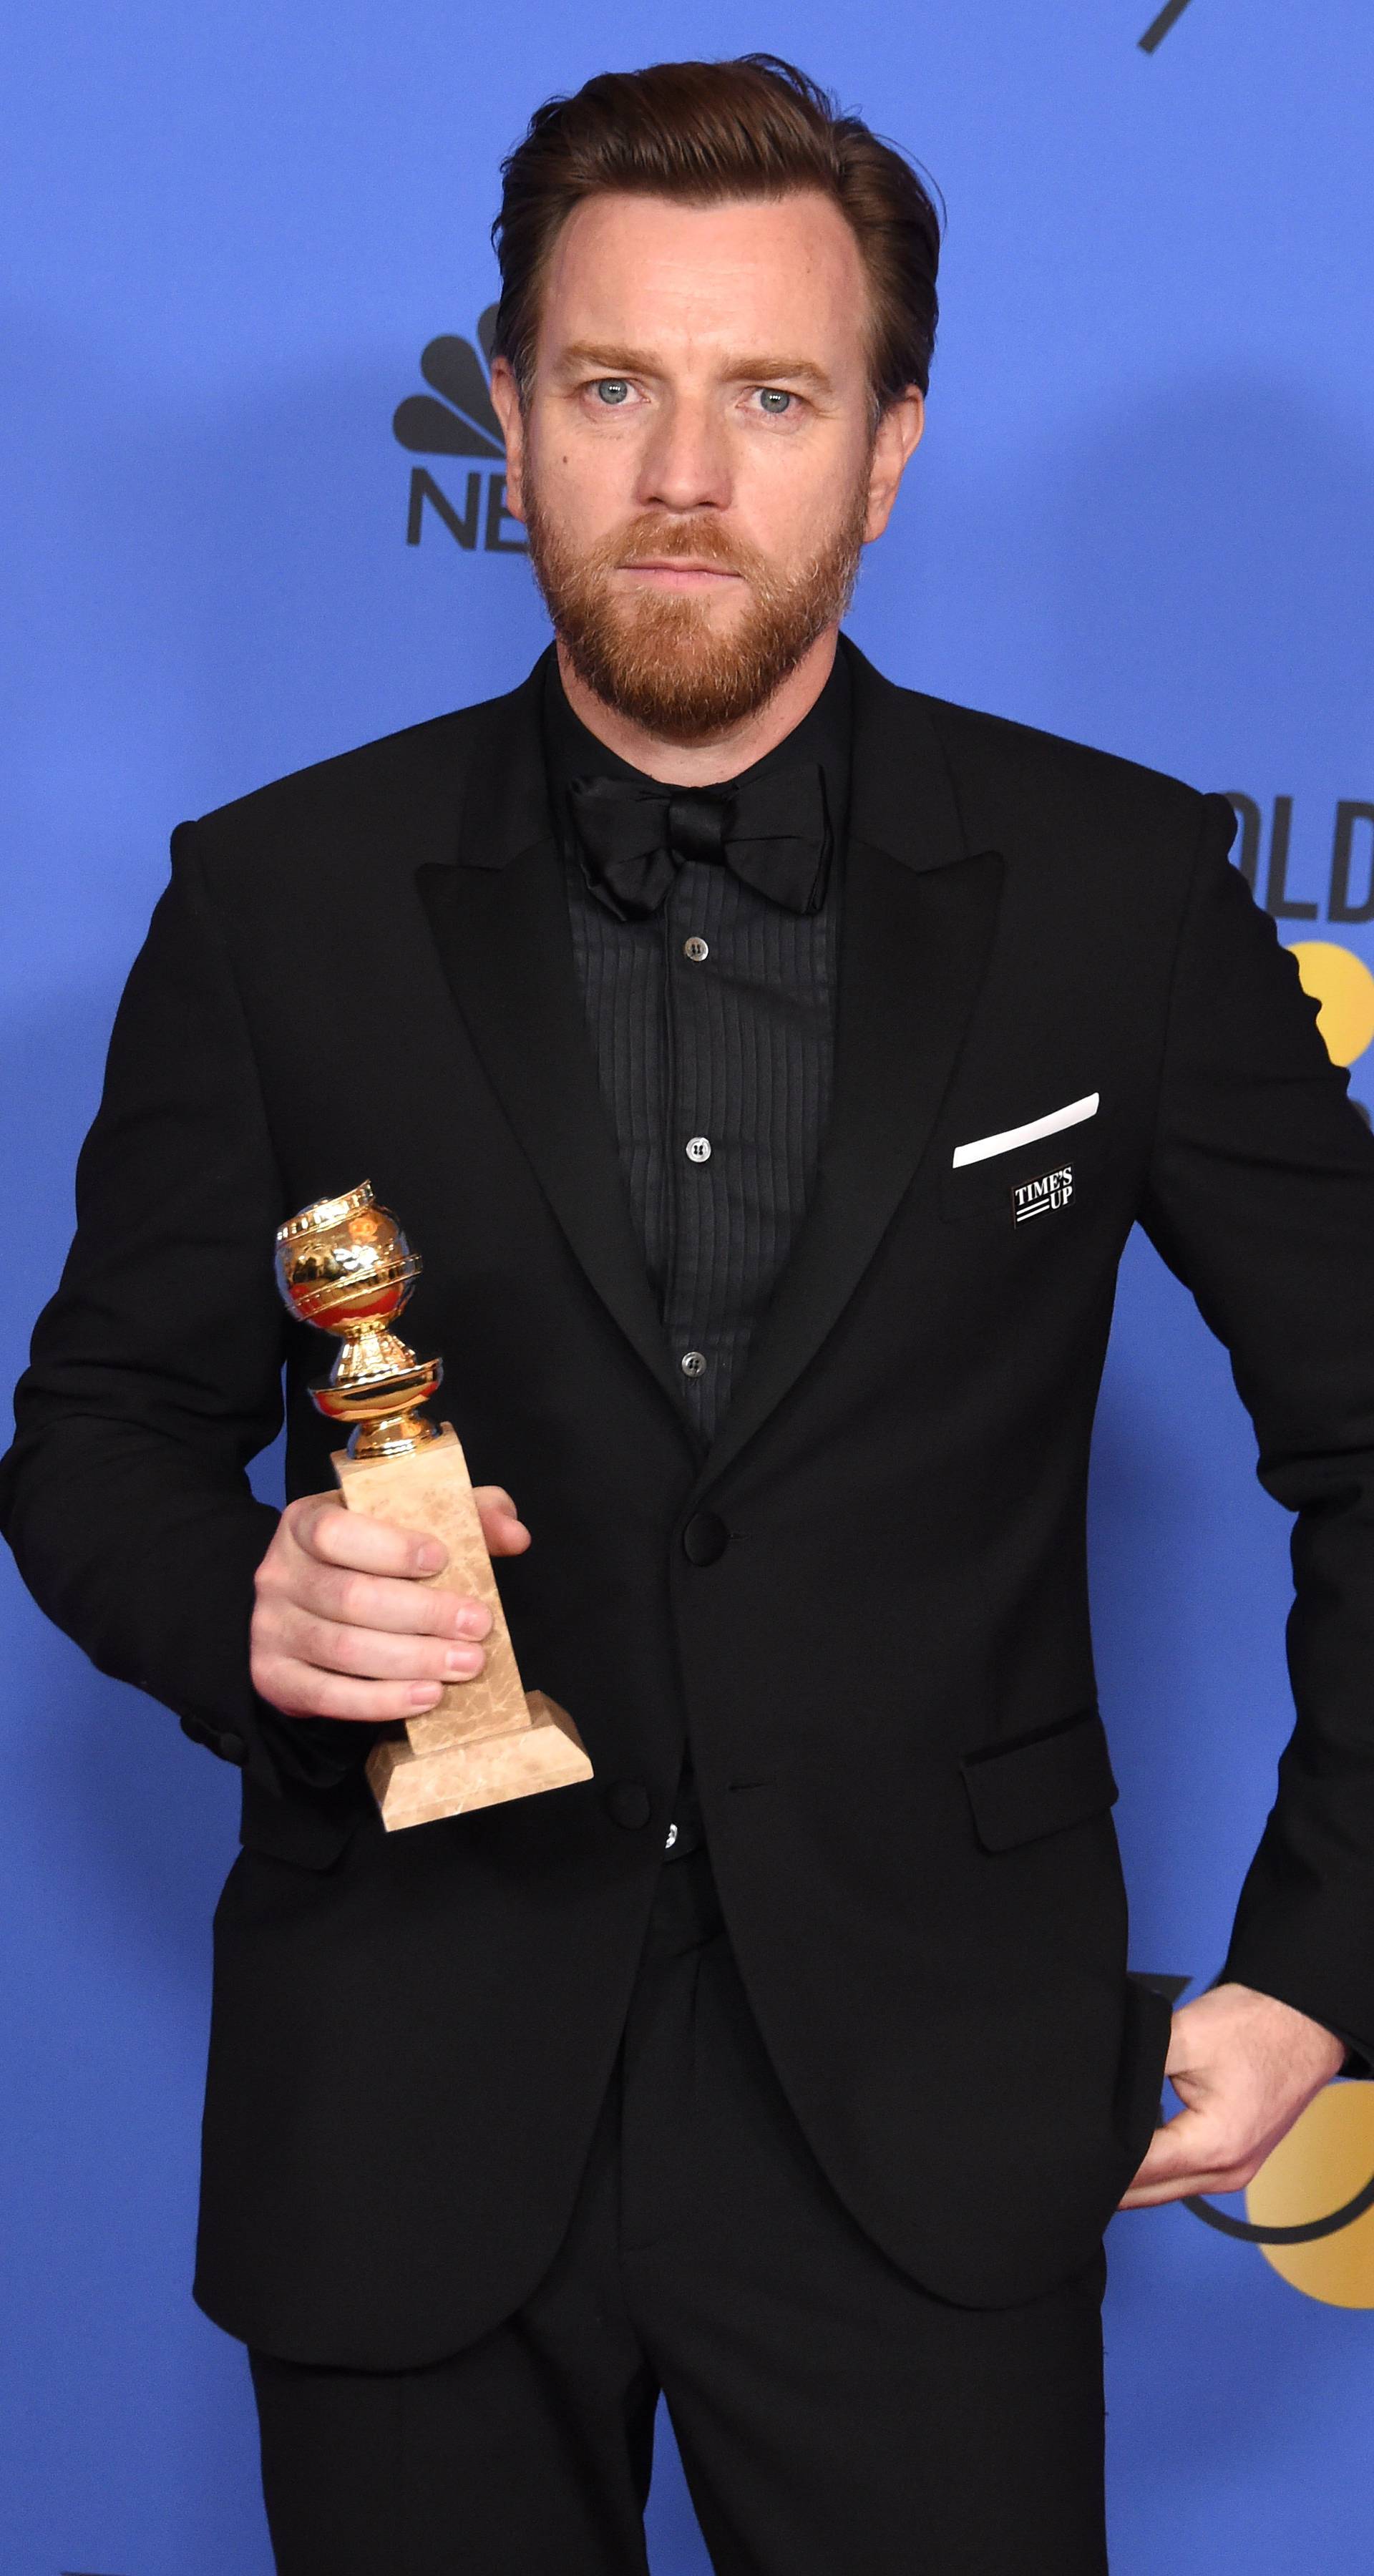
left=618, top=561, right=743, bottom=585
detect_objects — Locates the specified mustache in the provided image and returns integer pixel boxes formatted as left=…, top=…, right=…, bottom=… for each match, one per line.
left=598, top=514, right=762, bottom=578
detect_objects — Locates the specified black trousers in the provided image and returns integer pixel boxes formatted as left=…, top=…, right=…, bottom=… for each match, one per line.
left=251, top=1849, right=1109, bottom=2575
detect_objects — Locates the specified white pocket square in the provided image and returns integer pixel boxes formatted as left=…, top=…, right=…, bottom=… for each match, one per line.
left=951, top=1093, right=1100, bottom=1169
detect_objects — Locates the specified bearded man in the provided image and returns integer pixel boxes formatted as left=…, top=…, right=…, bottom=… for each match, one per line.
left=5, top=52, right=1374, bottom=2576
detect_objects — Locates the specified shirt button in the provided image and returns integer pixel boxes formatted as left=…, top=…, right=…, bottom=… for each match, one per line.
left=680, top=1350, right=707, bottom=1379
left=683, top=936, right=709, bottom=962
left=686, top=1135, right=711, bottom=1163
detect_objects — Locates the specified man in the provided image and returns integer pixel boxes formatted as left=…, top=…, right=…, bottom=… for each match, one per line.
left=4, top=51, right=1373, bottom=2576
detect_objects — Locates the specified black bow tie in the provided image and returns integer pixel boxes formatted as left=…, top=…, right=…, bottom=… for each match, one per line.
left=566, top=763, right=831, bottom=922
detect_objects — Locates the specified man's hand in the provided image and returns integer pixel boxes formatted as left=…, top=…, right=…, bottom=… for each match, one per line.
left=250, top=1486, right=530, bottom=1723
left=1119, top=1980, right=1345, bottom=2209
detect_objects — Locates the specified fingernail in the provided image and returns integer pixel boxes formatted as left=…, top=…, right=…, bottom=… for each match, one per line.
left=453, top=1605, right=488, bottom=1639
left=415, top=1542, right=445, bottom=1574
left=444, top=1646, right=482, bottom=1676
left=409, top=1682, right=444, bottom=1707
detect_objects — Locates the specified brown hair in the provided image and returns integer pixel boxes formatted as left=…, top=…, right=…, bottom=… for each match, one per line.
left=491, top=55, right=942, bottom=414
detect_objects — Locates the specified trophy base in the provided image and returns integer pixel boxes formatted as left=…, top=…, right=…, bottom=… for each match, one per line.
left=333, top=1425, right=593, bottom=1834
left=366, top=1691, right=593, bottom=1832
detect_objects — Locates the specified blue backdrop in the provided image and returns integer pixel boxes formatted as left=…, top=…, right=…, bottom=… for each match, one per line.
left=3, top=4, right=1373, bottom=2568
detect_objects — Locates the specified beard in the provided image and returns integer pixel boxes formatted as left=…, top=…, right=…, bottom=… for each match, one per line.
left=522, top=471, right=870, bottom=743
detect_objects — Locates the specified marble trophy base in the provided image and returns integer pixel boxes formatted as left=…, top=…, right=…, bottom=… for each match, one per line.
left=333, top=1424, right=592, bottom=1832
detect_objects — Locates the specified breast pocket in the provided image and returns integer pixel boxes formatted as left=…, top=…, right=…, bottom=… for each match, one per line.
left=939, top=1103, right=1114, bottom=1225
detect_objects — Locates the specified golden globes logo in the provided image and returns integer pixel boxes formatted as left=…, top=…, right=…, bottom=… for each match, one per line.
left=1139, top=0, right=1197, bottom=51
left=1146, top=1979, right=1374, bottom=2306
left=1169, top=787, right=1373, bottom=2303
left=1227, top=791, right=1374, bottom=1116
left=1287, top=941, right=1374, bottom=1090
left=1189, top=2085, right=1374, bottom=2310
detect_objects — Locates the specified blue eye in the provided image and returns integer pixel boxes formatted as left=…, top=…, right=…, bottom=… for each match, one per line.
left=758, top=389, right=792, bottom=413
left=595, top=379, right=631, bottom=405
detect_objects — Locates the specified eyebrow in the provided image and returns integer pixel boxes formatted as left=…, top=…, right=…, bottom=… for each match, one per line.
left=555, top=341, right=837, bottom=396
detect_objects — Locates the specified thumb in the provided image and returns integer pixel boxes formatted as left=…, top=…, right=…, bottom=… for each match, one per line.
left=1129, top=2099, right=1211, bottom=2190
left=474, top=1485, right=532, bottom=1556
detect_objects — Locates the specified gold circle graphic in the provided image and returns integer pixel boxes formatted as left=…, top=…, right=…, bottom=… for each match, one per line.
left=1245, top=2087, right=1374, bottom=2306
left=1286, top=941, right=1374, bottom=1068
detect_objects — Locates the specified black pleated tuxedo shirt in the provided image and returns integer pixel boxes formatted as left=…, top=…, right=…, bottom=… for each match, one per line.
left=542, top=648, right=851, bottom=1439
left=542, top=645, right=852, bottom=1853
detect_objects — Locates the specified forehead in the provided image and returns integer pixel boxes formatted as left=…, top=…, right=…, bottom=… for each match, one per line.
left=537, top=190, right=870, bottom=368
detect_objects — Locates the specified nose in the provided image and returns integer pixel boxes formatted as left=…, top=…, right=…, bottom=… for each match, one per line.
left=633, top=390, right=732, bottom=517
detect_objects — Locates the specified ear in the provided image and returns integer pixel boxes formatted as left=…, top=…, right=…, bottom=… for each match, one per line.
left=864, top=389, right=925, bottom=543
left=489, top=356, right=527, bottom=522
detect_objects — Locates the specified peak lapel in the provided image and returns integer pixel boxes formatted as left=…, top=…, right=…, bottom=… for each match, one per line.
left=416, top=660, right=686, bottom=1420
left=690, top=651, right=1004, bottom=1501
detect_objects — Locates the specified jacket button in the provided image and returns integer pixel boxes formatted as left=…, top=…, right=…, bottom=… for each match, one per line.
left=605, top=1780, right=652, bottom=1830
left=682, top=1511, right=729, bottom=1566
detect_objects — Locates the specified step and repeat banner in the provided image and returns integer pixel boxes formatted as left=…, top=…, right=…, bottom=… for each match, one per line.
left=2, top=3, right=1370, bottom=2569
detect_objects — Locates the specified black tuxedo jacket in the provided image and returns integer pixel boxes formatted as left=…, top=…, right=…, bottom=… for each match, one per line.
left=6, top=643, right=1374, bottom=2369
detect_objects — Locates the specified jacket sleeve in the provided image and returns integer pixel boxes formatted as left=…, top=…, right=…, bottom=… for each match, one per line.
left=1141, top=794, right=1374, bottom=2059
left=0, top=824, right=364, bottom=1797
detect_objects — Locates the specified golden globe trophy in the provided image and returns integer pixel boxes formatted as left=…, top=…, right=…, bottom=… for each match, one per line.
left=274, top=1181, right=593, bottom=1831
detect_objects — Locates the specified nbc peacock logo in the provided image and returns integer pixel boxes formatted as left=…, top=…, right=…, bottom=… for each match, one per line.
left=393, top=306, right=527, bottom=557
